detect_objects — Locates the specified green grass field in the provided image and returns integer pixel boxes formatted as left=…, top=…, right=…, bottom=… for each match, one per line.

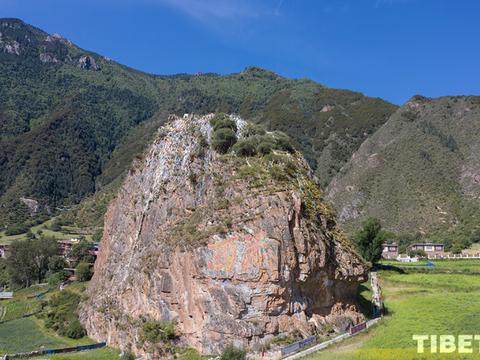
left=0, top=218, right=93, bottom=244
left=0, top=283, right=119, bottom=359
left=3, top=261, right=480, bottom=359
left=305, top=260, right=480, bottom=360
left=382, top=259, right=480, bottom=274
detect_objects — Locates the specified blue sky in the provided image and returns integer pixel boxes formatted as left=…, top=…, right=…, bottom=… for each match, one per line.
left=1, top=0, right=479, bottom=104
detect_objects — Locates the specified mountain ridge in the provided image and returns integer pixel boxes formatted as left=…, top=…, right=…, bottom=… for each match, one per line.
left=327, top=94, right=480, bottom=249
left=0, top=18, right=397, bottom=228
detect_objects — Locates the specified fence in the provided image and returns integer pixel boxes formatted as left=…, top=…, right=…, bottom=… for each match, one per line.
left=280, top=336, right=316, bottom=356
left=3, top=342, right=106, bottom=359
left=281, top=318, right=381, bottom=360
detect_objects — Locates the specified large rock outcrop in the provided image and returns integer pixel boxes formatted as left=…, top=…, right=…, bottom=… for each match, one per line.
left=80, top=114, right=367, bottom=358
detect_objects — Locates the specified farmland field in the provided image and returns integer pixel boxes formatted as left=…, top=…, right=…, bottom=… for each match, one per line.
left=0, top=283, right=119, bottom=359
left=382, top=259, right=480, bottom=273
left=305, top=260, right=480, bottom=360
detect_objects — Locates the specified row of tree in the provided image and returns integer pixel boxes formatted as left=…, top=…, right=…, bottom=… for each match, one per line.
left=0, top=236, right=94, bottom=289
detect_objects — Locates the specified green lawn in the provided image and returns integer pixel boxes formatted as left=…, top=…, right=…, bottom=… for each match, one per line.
left=305, top=264, right=480, bottom=360
left=0, top=282, right=118, bottom=359
left=382, top=259, right=480, bottom=273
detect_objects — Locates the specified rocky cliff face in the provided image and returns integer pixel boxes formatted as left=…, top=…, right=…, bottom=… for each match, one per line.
left=80, top=114, right=367, bottom=358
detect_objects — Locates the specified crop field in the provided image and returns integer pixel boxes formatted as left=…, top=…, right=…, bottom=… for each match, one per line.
left=305, top=260, right=480, bottom=360
left=0, top=283, right=118, bottom=359
left=382, top=259, right=480, bottom=273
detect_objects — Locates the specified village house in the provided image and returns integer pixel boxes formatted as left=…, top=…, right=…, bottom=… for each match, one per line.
left=409, top=243, right=445, bottom=258
left=382, top=243, right=399, bottom=259
left=58, top=240, right=75, bottom=257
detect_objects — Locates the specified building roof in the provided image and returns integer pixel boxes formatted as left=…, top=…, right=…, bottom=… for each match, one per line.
left=410, top=243, right=444, bottom=247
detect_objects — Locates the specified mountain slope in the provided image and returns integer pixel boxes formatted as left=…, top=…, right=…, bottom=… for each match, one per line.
left=327, top=95, right=480, bottom=246
left=0, top=18, right=397, bottom=227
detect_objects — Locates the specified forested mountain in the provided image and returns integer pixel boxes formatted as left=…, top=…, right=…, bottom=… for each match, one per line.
left=328, top=95, right=480, bottom=249
left=0, top=18, right=396, bottom=227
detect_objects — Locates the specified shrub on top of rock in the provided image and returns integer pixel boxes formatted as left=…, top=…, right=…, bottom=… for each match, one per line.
left=209, top=113, right=294, bottom=157
left=232, top=132, right=295, bottom=157
left=210, top=114, right=238, bottom=154
left=232, top=137, right=257, bottom=157
left=271, top=131, right=295, bottom=153
left=212, top=128, right=237, bottom=154
left=210, top=113, right=237, bottom=132
left=241, top=123, right=266, bottom=137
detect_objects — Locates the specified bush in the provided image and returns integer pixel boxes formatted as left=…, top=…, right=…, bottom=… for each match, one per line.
left=211, top=128, right=237, bottom=154
left=120, top=352, right=136, bottom=360
left=48, top=271, right=70, bottom=286
left=44, top=291, right=86, bottom=339
left=232, top=138, right=257, bottom=157
left=142, top=320, right=176, bottom=343
left=210, top=113, right=237, bottom=132
left=50, top=221, right=62, bottom=232
left=5, top=223, right=29, bottom=235
left=257, top=138, right=276, bottom=155
left=272, top=131, right=295, bottom=153
left=92, top=229, right=103, bottom=242
left=220, top=345, right=246, bottom=360
left=242, top=123, right=266, bottom=137
left=64, top=319, right=86, bottom=339
left=76, top=262, right=92, bottom=282
left=178, top=349, right=202, bottom=360
left=409, top=249, right=428, bottom=258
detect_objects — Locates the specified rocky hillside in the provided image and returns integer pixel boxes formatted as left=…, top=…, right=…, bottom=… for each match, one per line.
left=327, top=96, right=480, bottom=245
left=0, top=18, right=396, bottom=228
left=80, top=114, right=367, bottom=357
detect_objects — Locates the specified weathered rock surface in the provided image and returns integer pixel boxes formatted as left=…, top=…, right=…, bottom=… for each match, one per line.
left=78, top=55, right=99, bottom=70
left=80, top=114, right=367, bottom=358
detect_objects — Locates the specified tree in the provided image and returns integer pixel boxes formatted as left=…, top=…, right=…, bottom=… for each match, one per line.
left=0, top=258, right=9, bottom=290
left=6, top=237, right=58, bottom=287
left=48, top=255, right=68, bottom=273
left=71, top=240, right=94, bottom=265
left=75, top=262, right=92, bottom=282
left=355, top=217, right=386, bottom=265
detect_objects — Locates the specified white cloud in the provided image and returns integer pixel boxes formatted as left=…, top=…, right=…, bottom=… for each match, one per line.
left=143, top=0, right=286, bottom=22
